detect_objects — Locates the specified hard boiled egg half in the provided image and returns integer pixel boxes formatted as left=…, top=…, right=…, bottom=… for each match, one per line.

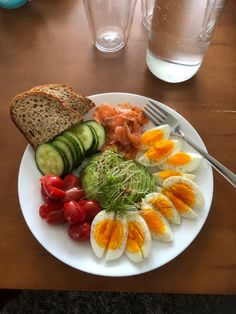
left=142, top=192, right=180, bottom=225
left=125, top=213, right=152, bottom=263
left=90, top=210, right=128, bottom=261
left=140, top=125, right=171, bottom=150
left=153, top=170, right=196, bottom=186
left=140, top=204, right=173, bottom=242
left=138, top=139, right=181, bottom=167
left=162, top=176, right=205, bottom=219
left=159, top=151, right=202, bottom=172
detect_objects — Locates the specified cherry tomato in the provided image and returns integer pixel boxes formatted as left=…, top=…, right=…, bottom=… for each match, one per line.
left=63, top=187, right=85, bottom=202
left=40, top=175, right=64, bottom=190
left=63, top=174, right=81, bottom=190
left=39, top=202, right=63, bottom=218
left=78, top=200, right=101, bottom=222
left=63, top=200, right=86, bottom=225
left=43, top=183, right=66, bottom=200
left=41, top=186, right=63, bottom=204
left=46, top=209, right=66, bottom=224
left=68, top=222, right=91, bottom=241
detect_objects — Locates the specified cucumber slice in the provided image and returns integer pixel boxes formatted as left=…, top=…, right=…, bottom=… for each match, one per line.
left=85, top=124, right=99, bottom=155
left=62, top=131, right=85, bottom=167
left=70, top=123, right=94, bottom=155
left=51, top=142, right=69, bottom=176
left=35, top=143, right=64, bottom=176
left=85, top=120, right=105, bottom=150
left=54, top=135, right=77, bottom=169
left=51, top=140, right=74, bottom=173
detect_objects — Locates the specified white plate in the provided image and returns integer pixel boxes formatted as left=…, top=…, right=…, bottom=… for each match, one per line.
left=18, top=92, right=213, bottom=277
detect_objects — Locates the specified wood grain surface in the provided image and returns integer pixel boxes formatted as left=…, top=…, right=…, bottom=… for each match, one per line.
left=0, top=0, right=235, bottom=293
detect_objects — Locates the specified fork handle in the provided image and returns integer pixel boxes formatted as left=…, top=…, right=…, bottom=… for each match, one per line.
left=175, top=134, right=236, bottom=188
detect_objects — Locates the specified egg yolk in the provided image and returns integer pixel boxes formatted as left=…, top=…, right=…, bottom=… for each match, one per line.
left=150, top=196, right=173, bottom=218
left=146, top=140, right=174, bottom=162
left=159, top=170, right=181, bottom=180
left=140, top=208, right=166, bottom=234
left=141, top=129, right=165, bottom=146
left=163, top=190, right=191, bottom=213
left=126, top=221, right=145, bottom=253
left=107, top=220, right=123, bottom=250
left=167, top=152, right=191, bottom=166
left=94, top=218, right=113, bottom=248
left=166, top=182, right=195, bottom=207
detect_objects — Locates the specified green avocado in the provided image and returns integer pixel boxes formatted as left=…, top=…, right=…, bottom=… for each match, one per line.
left=80, top=149, right=155, bottom=214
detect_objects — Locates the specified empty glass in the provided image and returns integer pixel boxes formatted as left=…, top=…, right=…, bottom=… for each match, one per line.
left=83, top=0, right=137, bottom=53
left=141, top=0, right=155, bottom=31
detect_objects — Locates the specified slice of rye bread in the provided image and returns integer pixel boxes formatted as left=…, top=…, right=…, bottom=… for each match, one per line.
left=30, top=84, right=95, bottom=116
left=10, top=91, right=83, bottom=149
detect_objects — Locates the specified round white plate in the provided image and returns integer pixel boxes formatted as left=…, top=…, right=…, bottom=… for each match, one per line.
left=18, top=92, right=213, bottom=277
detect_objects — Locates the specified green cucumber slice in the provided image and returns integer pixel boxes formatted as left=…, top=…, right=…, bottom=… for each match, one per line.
left=85, top=120, right=105, bottom=150
left=35, top=143, right=64, bottom=176
left=54, top=135, right=77, bottom=169
left=51, top=140, right=73, bottom=173
left=70, top=123, right=94, bottom=155
left=62, top=131, right=85, bottom=167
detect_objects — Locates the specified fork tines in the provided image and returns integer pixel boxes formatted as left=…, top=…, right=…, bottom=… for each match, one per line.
left=145, top=100, right=168, bottom=126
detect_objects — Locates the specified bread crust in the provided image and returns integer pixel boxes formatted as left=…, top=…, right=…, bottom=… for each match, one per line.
left=30, top=84, right=95, bottom=115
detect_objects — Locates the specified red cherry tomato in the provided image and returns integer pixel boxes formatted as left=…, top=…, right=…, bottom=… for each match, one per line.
left=68, top=222, right=91, bottom=241
left=41, top=186, right=63, bottom=204
left=43, top=183, right=66, bottom=200
left=46, top=209, right=66, bottom=224
left=63, top=187, right=85, bottom=202
left=78, top=200, right=101, bottom=222
left=40, top=175, right=64, bottom=190
left=63, top=200, right=86, bottom=225
left=63, top=174, right=81, bottom=190
left=39, top=202, right=63, bottom=218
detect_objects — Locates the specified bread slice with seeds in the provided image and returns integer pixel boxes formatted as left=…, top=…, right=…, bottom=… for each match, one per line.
left=10, top=91, right=83, bottom=149
left=30, top=84, right=95, bottom=116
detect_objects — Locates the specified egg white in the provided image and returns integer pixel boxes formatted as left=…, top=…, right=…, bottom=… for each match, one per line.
left=159, top=152, right=202, bottom=173
left=90, top=210, right=115, bottom=259
left=125, top=212, right=152, bottom=263
left=138, top=139, right=182, bottom=167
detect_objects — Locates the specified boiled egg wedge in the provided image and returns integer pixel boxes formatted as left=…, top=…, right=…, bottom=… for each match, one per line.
left=105, top=215, right=128, bottom=261
left=161, top=176, right=205, bottom=219
left=140, top=125, right=171, bottom=150
left=138, top=139, right=181, bottom=167
left=125, top=213, right=152, bottom=263
left=140, top=204, right=173, bottom=242
left=90, top=210, right=115, bottom=259
left=153, top=170, right=196, bottom=186
left=159, top=151, right=202, bottom=173
left=90, top=210, right=128, bottom=261
left=142, top=192, right=181, bottom=225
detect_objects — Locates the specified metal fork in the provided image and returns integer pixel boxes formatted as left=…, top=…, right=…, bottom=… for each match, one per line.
left=145, top=100, right=236, bottom=188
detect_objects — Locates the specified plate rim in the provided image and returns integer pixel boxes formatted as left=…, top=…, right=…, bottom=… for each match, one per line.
left=18, top=92, right=214, bottom=277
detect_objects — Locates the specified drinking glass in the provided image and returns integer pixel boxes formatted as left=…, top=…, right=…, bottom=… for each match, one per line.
left=146, top=0, right=226, bottom=83
left=83, top=0, right=137, bottom=53
left=141, top=0, right=155, bottom=31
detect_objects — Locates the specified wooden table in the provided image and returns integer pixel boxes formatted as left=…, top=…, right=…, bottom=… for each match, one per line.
left=0, top=0, right=235, bottom=294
